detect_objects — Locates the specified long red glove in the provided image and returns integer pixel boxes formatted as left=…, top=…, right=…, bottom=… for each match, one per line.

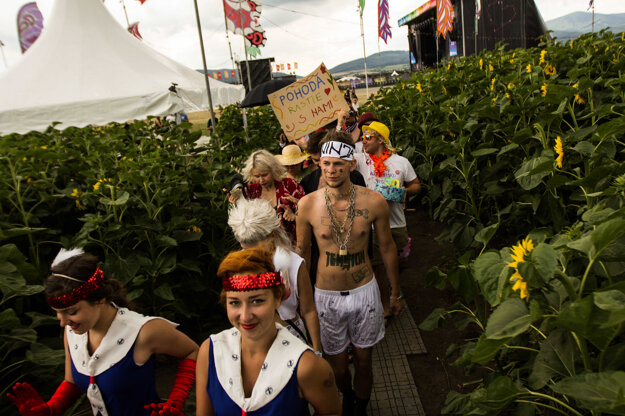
left=7, top=381, right=82, bottom=416
left=144, top=359, right=196, bottom=416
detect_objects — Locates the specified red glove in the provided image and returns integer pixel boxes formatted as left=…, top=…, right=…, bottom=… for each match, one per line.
left=144, top=359, right=196, bottom=416
left=8, top=381, right=82, bottom=416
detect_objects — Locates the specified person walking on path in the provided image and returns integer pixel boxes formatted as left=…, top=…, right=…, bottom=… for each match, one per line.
left=195, top=247, right=340, bottom=415
left=296, top=131, right=402, bottom=416
left=8, top=248, right=198, bottom=416
left=354, top=121, right=421, bottom=320
left=227, top=198, right=322, bottom=353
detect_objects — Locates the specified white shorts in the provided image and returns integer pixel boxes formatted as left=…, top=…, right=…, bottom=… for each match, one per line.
left=314, top=278, right=385, bottom=355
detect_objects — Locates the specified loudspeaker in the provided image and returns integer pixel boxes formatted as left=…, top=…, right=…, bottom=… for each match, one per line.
left=238, top=58, right=275, bottom=93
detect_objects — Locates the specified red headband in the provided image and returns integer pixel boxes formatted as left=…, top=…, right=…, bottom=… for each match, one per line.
left=222, top=272, right=282, bottom=292
left=47, top=268, right=105, bottom=309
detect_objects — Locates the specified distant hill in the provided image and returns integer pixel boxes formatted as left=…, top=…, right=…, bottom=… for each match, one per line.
left=329, top=50, right=410, bottom=75
left=546, top=12, right=625, bottom=42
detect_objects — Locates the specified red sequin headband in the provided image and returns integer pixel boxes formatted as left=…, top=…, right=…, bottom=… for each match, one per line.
left=222, top=272, right=282, bottom=292
left=47, top=268, right=105, bottom=309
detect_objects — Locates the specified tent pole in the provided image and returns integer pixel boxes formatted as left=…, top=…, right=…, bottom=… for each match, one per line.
left=193, top=0, right=217, bottom=141
left=0, top=40, right=7, bottom=69
left=359, top=4, right=369, bottom=98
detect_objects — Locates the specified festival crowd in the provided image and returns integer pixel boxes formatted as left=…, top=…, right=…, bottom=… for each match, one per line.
left=8, top=95, right=421, bottom=416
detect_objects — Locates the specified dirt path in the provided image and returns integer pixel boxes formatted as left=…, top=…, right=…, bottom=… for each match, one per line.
left=402, top=207, right=482, bottom=415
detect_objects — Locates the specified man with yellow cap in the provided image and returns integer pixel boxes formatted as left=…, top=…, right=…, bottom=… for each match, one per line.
left=355, top=121, right=421, bottom=320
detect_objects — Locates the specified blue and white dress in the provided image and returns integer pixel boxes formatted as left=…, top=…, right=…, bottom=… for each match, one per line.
left=67, top=307, right=175, bottom=416
left=207, top=324, right=311, bottom=415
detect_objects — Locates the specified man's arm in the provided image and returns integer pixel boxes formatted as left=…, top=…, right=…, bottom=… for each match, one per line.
left=404, top=177, right=421, bottom=196
left=371, top=193, right=403, bottom=315
left=296, top=195, right=313, bottom=274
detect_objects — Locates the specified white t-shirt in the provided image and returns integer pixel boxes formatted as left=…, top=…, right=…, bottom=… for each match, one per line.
left=276, top=250, right=304, bottom=321
left=354, top=152, right=417, bottom=228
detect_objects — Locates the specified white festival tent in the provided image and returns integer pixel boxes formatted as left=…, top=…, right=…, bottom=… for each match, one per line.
left=0, top=0, right=245, bottom=135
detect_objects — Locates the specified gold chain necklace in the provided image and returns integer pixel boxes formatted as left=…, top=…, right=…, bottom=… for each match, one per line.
left=324, top=184, right=355, bottom=256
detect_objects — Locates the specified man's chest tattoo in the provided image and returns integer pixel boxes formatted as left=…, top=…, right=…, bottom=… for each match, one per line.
left=325, top=250, right=365, bottom=270
left=351, top=266, right=369, bottom=283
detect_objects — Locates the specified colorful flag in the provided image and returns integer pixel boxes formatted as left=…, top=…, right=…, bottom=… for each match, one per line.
left=378, top=0, right=392, bottom=44
left=135, top=0, right=147, bottom=4
left=287, top=63, right=291, bottom=70
left=218, top=72, right=222, bottom=79
left=587, top=0, right=594, bottom=10
left=127, top=22, right=143, bottom=40
left=280, top=64, right=285, bottom=70
left=476, top=0, right=481, bottom=19
left=225, top=71, right=229, bottom=78
left=223, top=0, right=266, bottom=57
left=294, top=62, right=298, bottom=69
left=436, top=0, right=453, bottom=39
left=359, top=0, right=365, bottom=16
left=17, top=2, right=44, bottom=53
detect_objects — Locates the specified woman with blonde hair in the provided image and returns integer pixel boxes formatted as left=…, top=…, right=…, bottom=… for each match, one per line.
left=228, top=199, right=322, bottom=353
left=195, top=247, right=340, bottom=415
left=238, top=149, right=305, bottom=245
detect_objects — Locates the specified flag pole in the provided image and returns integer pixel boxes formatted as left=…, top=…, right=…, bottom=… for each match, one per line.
left=359, top=3, right=369, bottom=98
left=592, top=1, right=595, bottom=33
left=221, top=1, right=237, bottom=75
left=193, top=0, right=217, bottom=140
left=119, top=0, right=131, bottom=27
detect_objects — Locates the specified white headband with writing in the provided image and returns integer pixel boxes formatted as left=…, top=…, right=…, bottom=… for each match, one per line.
left=321, top=141, right=355, bottom=161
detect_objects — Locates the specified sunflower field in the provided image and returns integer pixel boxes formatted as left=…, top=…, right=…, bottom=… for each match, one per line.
left=0, top=107, right=280, bottom=412
left=362, top=30, right=625, bottom=414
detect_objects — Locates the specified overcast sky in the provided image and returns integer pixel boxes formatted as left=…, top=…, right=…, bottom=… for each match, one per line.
left=1, top=0, right=624, bottom=75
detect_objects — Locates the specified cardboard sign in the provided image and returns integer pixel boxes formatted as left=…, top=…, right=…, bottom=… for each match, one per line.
left=268, top=63, right=349, bottom=141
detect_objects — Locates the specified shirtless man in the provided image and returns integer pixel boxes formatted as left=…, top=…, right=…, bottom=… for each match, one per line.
left=296, top=130, right=402, bottom=416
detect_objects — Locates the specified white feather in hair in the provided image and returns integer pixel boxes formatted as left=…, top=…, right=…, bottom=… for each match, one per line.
left=51, top=247, right=84, bottom=268
left=273, top=246, right=291, bottom=292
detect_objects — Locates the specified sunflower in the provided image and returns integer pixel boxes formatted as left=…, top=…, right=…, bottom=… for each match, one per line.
left=541, top=83, right=548, bottom=97
left=539, top=50, right=547, bottom=64
left=554, top=136, right=564, bottom=168
left=544, top=64, right=557, bottom=76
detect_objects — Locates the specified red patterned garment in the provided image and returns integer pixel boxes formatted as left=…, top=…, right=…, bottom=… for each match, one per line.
left=246, top=178, right=305, bottom=245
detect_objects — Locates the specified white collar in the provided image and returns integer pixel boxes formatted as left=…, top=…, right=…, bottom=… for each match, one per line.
left=210, top=324, right=310, bottom=412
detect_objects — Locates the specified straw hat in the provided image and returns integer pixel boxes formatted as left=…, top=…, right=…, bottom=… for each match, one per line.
left=276, top=145, right=309, bottom=166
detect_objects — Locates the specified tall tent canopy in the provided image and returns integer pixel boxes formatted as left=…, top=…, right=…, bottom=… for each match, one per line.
left=0, top=0, right=245, bottom=135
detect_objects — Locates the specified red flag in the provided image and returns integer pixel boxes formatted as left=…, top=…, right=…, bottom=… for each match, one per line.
left=231, top=70, right=236, bottom=78
left=287, top=63, right=291, bottom=70
left=217, top=71, right=222, bottom=79
left=436, top=0, right=453, bottom=39
left=136, top=0, right=147, bottom=4
left=127, top=22, right=143, bottom=40
left=378, top=0, right=392, bottom=44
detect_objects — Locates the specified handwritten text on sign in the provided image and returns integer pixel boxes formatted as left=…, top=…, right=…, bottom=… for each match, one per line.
left=268, top=63, right=349, bottom=141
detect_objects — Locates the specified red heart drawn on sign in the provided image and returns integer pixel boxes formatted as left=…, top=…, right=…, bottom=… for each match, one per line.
left=324, top=88, right=331, bottom=95
left=320, top=65, right=327, bottom=73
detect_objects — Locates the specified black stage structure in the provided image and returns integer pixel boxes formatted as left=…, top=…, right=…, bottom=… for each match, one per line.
left=398, top=0, right=547, bottom=71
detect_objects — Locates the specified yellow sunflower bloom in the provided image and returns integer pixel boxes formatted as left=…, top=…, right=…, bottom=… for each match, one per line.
left=526, top=64, right=532, bottom=73
left=490, top=78, right=496, bottom=91
left=573, top=83, right=579, bottom=89
left=75, top=200, right=87, bottom=210
left=544, top=64, right=556, bottom=76
left=479, top=58, right=483, bottom=70
left=512, top=279, right=530, bottom=300
left=71, top=188, right=79, bottom=198
left=508, top=236, right=534, bottom=268
left=554, top=136, right=564, bottom=168
left=489, top=64, right=494, bottom=71
left=416, top=83, right=423, bottom=93
left=541, top=83, right=548, bottom=97
left=507, top=82, right=515, bottom=89
left=539, top=50, right=547, bottom=64
left=575, top=94, right=585, bottom=105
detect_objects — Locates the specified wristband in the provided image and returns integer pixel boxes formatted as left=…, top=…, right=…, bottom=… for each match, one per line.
left=314, top=350, right=323, bottom=357
left=336, top=125, right=343, bottom=131
left=390, top=294, right=403, bottom=301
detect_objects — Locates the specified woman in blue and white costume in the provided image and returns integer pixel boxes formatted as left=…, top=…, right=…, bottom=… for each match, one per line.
left=228, top=198, right=322, bottom=354
left=8, top=249, right=199, bottom=416
left=196, top=247, right=340, bottom=416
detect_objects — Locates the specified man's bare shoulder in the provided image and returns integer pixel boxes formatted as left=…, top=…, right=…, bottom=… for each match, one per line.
left=298, top=190, right=323, bottom=213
